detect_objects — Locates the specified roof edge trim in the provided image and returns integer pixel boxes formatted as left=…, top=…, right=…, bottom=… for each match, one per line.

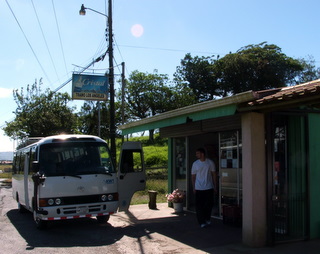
left=119, top=90, right=256, bottom=130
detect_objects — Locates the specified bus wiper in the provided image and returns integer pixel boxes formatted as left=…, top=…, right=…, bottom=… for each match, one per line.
left=103, top=171, right=113, bottom=176
left=64, top=174, right=82, bottom=179
left=99, top=166, right=113, bottom=176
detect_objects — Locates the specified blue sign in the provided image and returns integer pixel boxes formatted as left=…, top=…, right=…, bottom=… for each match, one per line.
left=72, top=73, right=108, bottom=101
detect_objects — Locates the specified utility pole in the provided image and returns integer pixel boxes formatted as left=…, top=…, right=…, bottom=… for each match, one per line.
left=108, top=0, right=116, bottom=163
left=121, top=62, right=125, bottom=142
left=121, top=62, right=125, bottom=125
left=79, top=2, right=116, bottom=162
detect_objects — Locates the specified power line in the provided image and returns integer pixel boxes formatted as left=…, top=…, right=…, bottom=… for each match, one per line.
left=5, top=0, right=52, bottom=85
left=31, top=0, right=60, bottom=83
left=51, top=0, right=68, bottom=76
left=0, top=50, right=109, bottom=129
left=117, top=44, right=221, bottom=56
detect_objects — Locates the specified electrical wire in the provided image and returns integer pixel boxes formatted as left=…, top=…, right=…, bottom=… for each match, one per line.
left=51, top=0, right=68, bottom=76
left=5, top=0, right=52, bottom=85
left=31, top=0, right=60, bottom=84
left=118, top=44, right=220, bottom=56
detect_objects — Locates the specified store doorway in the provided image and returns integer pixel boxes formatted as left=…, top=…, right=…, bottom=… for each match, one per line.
left=271, top=114, right=308, bottom=243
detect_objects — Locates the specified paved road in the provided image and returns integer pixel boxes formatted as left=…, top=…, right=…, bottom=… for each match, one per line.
left=2, top=181, right=320, bottom=254
left=1, top=185, right=219, bottom=254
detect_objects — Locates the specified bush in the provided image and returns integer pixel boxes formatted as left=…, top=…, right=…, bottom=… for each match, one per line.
left=143, top=146, right=167, bottom=167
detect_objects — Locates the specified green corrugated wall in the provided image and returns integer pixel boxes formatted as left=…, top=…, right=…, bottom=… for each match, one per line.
left=308, top=113, right=320, bottom=238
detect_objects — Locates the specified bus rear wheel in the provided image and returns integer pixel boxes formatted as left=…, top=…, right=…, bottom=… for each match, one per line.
left=33, top=211, right=47, bottom=229
left=96, top=215, right=110, bottom=224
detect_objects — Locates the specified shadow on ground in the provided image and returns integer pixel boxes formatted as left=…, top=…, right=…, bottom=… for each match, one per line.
left=6, top=204, right=241, bottom=252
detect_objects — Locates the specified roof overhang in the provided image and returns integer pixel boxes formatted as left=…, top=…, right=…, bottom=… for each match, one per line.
left=238, top=79, right=320, bottom=112
left=119, top=91, right=257, bottom=135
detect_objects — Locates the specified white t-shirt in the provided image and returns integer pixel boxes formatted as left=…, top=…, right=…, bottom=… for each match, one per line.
left=191, top=159, right=216, bottom=190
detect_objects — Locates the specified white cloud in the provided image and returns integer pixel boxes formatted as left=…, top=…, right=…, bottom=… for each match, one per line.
left=0, top=88, right=13, bottom=98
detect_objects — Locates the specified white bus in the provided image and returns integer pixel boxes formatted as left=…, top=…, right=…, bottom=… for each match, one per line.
left=12, top=134, right=146, bottom=229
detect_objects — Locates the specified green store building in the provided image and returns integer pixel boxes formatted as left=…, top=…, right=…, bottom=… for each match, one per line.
left=119, top=79, right=320, bottom=247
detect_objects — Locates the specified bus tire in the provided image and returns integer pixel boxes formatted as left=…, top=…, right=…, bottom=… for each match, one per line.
left=33, top=211, right=47, bottom=229
left=18, top=202, right=27, bottom=213
left=96, top=215, right=110, bottom=224
left=16, top=194, right=27, bottom=213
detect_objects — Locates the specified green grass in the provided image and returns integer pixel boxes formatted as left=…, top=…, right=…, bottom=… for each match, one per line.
left=131, top=178, right=168, bottom=205
left=0, top=165, right=12, bottom=178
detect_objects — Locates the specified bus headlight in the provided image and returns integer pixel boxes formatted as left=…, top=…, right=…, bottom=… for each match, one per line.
left=48, top=199, right=54, bottom=206
left=101, top=195, right=107, bottom=202
left=108, top=194, right=114, bottom=201
left=55, top=198, right=61, bottom=205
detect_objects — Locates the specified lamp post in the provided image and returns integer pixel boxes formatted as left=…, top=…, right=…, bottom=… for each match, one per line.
left=79, top=2, right=116, bottom=163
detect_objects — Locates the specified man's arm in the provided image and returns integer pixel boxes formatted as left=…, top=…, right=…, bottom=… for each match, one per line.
left=192, top=174, right=196, bottom=193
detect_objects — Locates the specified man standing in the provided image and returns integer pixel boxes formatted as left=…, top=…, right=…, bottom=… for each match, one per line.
left=191, top=148, right=217, bottom=228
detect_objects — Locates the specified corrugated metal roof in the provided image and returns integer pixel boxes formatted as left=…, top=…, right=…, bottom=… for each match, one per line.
left=248, top=79, right=320, bottom=106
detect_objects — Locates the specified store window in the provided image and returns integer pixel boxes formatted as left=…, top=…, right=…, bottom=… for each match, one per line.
left=219, top=130, right=242, bottom=215
left=174, top=137, right=187, bottom=190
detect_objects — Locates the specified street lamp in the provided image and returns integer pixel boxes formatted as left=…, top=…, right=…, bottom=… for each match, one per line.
left=79, top=4, right=108, bottom=18
left=79, top=2, right=116, bottom=163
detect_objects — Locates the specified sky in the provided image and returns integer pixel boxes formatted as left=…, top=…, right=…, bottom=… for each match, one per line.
left=1, top=0, right=320, bottom=152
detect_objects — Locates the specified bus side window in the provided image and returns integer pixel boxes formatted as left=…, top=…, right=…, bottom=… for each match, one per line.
left=121, top=150, right=143, bottom=173
left=29, top=147, right=38, bottom=173
left=99, top=146, right=114, bottom=172
left=19, top=151, right=26, bottom=174
left=12, top=152, right=20, bottom=174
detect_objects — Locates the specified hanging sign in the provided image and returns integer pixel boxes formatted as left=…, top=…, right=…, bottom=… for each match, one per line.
left=72, top=73, right=108, bottom=101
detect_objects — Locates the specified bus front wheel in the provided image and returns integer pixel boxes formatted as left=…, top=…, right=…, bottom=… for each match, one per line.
left=96, top=215, right=110, bottom=224
left=33, top=211, right=47, bottom=229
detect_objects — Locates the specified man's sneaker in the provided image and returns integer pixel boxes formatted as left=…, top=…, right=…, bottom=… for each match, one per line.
left=206, top=220, right=211, bottom=225
left=200, top=223, right=207, bottom=228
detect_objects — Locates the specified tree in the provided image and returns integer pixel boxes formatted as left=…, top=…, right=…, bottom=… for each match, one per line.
left=125, top=70, right=166, bottom=119
left=124, top=70, right=168, bottom=141
left=78, top=100, right=122, bottom=141
left=3, top=79, right=78, bottom=141
left=216, top=42, right=303, bottom=95
left=174, top=53, right=220, bottom=102
left=78, top=101, right=108, bottom=139
left=174, top=43, right=319, bottom=100
left=124, top=70, right=195, bottom=141
left=170, top=81, right=197, bottom=108
left=296, top=56, right=320, bottom=84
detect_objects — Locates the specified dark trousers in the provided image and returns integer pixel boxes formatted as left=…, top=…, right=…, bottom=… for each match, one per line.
left=195, top=188, right=214, bottom=225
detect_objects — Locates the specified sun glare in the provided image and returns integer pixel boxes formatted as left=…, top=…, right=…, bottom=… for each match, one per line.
left=131, top=24, right=144, bottom=38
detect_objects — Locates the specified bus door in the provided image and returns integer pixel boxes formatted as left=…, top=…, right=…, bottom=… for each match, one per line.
left=23, top=150, right=31, bottom=210
left=27, top=146, right=37, bottom=211
left=118, top=142, right=146, bottom=211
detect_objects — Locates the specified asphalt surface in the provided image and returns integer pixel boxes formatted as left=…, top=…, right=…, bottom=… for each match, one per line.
left=1, top=178, right=320, bottom=253
left=114, top=203, right=320, bottom=254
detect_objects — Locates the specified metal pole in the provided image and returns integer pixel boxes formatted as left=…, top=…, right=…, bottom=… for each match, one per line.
left=121, top=62, right=125, bottom=125
left=97, top=101, right=101, bottom=137
left=121, top=62, right=125, bottom=143
left=108, top=0, right=116, bottom=163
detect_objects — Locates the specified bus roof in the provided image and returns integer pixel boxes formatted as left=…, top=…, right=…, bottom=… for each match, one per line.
left=16, top=134, right=107, bottom=150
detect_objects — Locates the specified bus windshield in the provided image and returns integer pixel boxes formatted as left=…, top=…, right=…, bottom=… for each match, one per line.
left=39, top=141, right=115, bottom=176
